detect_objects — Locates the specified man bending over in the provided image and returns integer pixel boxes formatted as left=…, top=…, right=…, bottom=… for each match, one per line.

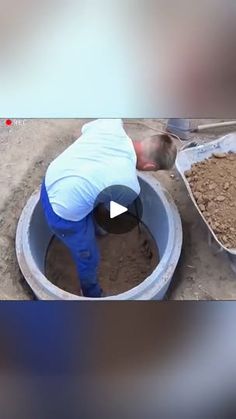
left=41, top=119, right=177, bottom=298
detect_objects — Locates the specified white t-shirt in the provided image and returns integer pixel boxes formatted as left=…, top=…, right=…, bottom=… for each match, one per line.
left=45, top=119, right=140, bottom=221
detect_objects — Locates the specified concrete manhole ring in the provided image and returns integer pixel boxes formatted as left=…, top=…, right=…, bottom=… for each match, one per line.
left=16, top=173, right=183, bottom=300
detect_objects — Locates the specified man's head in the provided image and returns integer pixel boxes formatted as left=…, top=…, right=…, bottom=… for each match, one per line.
left=133, top=133, right=177, bottom=171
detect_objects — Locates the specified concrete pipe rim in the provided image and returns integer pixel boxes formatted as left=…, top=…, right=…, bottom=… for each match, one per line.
left=16, top=173, right=183, bottom=300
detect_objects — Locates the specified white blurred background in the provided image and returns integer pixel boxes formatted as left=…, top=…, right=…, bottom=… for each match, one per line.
left=0, top=0, right=235, bottom=116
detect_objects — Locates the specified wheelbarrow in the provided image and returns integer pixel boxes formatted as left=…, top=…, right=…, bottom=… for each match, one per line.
left=176, top=133, right=236, bottom=273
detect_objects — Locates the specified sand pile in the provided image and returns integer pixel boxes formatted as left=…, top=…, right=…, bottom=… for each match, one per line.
left=185, top=152, right=236, bottom=249
left=46, top=223, right=159, bottom=296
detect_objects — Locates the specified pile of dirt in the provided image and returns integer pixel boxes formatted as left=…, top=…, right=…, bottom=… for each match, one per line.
left=185, top=152, right=236, bottom=249
left=45, top=223, right=159, bottom=296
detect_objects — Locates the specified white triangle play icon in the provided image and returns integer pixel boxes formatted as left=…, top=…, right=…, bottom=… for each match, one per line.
left=110, top=201, right=128, bottom=219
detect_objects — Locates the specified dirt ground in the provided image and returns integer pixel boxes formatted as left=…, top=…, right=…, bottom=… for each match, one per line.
left=46, top=224, right=158, bottom=296
left=186, top=153, right=236, bottom=249
left=0, top=118, right=236, bottom=300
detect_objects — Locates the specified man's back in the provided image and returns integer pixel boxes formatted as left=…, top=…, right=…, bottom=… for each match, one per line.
left=45, top=119, right=140, bottom=221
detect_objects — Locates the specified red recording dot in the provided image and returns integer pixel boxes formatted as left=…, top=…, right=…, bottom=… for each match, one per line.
left=5, top=119, right=12, bottom=126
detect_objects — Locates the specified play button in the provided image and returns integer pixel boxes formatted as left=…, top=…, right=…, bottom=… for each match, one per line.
left=93, top=185, right=143, bottom=234
left=110, top=201, right=127, bottom=219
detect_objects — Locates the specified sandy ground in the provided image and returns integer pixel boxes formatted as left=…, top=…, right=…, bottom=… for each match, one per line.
left=46, top=223, right=158, bottom=297
left=0, top=118, right=235, bottom=300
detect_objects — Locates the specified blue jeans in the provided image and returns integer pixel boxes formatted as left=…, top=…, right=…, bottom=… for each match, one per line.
left=40, top=181, right=102, bottom=298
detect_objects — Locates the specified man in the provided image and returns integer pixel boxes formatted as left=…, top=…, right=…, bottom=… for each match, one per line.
left=41, top=119, right=177, bottom=298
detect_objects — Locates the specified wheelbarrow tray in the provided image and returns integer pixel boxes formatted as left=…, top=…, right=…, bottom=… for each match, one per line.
left=176, top=133, right=236, bottom=256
